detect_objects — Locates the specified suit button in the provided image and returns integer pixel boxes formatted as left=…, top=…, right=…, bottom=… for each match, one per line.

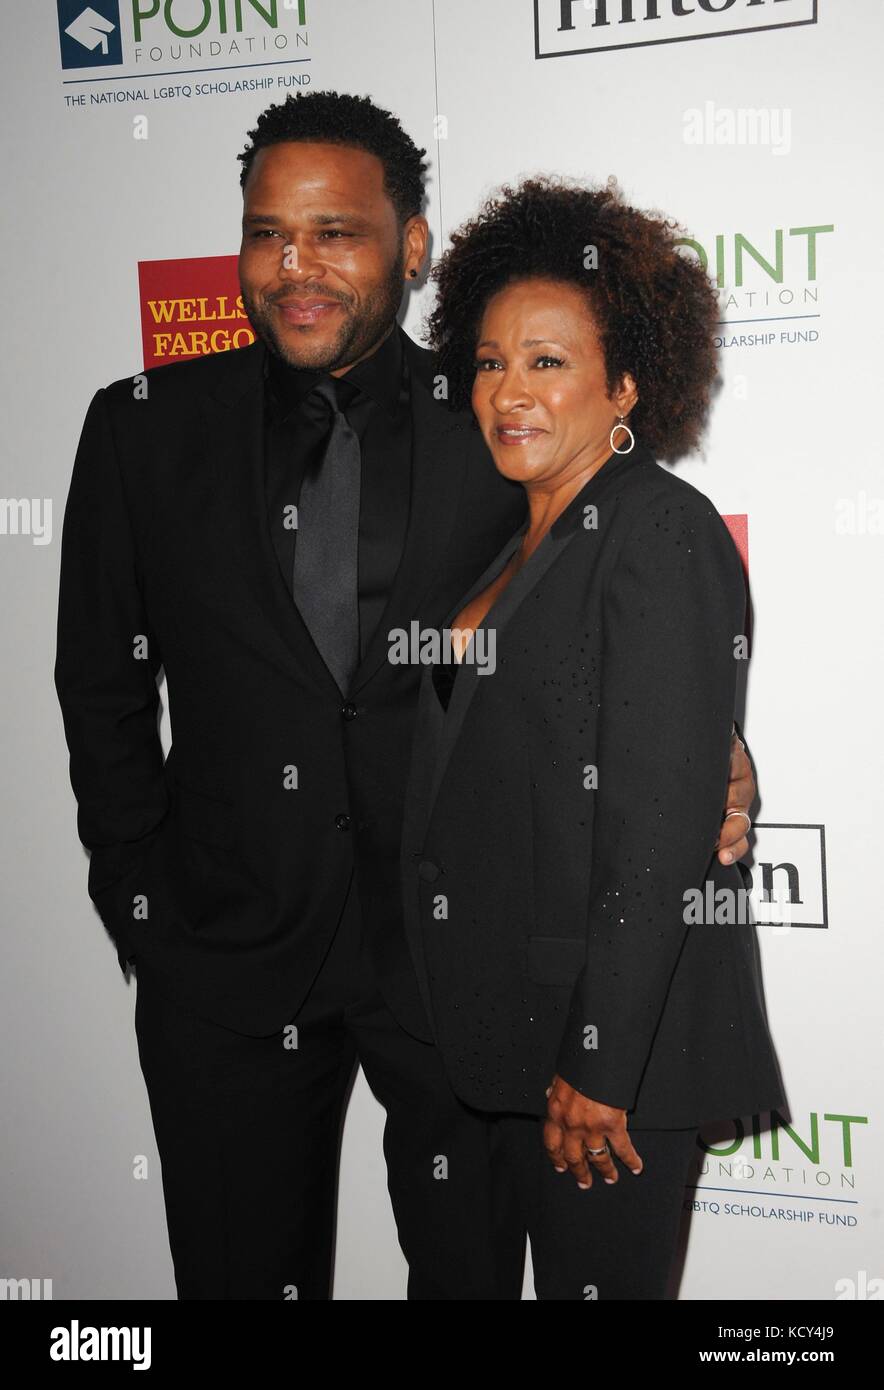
left=335, top=814, right=351, bottom=831
left=341, top=703, right=358, bottom=720
left=418, top=860, right=440, bottom=882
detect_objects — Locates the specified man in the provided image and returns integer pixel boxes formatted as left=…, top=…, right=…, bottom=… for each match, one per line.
left=55, top=90, right=755, bottom=1300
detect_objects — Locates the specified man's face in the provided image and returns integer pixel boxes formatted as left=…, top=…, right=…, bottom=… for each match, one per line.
left=239, top=141, right=420, bottom=374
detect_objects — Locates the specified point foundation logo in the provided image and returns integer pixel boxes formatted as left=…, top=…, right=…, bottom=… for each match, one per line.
left=58, top=1, right=123, bottom=68
left=690, top=1109, right=869, bottom=1223
left=59, top=0, right=309, bottom=84
left=535, top=0, right=818, bottom=60
left=675, top=221, right=833, bottom=349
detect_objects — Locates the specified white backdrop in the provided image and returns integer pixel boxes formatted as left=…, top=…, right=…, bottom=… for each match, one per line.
left=1, top=0, right=881, bottom=1300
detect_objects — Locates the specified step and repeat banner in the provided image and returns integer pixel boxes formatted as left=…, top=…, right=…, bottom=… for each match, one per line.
left=1, top=0, right=881, bottom=1300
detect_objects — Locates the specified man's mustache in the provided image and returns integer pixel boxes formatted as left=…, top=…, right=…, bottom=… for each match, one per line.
left=267, top=288, right=352, bottom=308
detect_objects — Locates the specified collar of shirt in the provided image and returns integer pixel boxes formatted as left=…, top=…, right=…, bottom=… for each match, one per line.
left=263, top=321, right=404, bottom=424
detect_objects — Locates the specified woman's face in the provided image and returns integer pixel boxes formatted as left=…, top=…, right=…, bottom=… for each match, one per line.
left=471, top=277, right=637, bottom=492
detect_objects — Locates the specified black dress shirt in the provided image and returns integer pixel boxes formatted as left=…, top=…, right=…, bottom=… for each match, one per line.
left=263, top=323, right=412, bottom=663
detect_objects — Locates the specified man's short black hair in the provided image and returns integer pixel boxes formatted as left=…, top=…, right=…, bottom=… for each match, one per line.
left=238, top=90, right=429, bottom=226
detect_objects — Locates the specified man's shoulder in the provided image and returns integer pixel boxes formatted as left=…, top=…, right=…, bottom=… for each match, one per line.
left=399, top=325, right=481, bottom=437
left=102, top=339, right=264, bottom=413
left=398, top=324, right=438, bottom=388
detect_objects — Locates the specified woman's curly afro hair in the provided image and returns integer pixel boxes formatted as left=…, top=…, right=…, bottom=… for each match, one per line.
left=427, top=175, right=720, bottom=460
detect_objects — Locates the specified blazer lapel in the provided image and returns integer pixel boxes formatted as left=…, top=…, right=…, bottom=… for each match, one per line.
left=424, top=523, right=575, bottom=824
left=421, top=444, right=649, bottom=832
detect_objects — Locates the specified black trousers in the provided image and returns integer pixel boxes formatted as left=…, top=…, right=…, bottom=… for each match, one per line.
left=134, top=875, right=697, bottom=1300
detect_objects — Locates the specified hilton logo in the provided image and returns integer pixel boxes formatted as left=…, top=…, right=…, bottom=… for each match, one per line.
left=745, top=823, right=828, bottom=929
left=535, top=1, right=818, bottom=60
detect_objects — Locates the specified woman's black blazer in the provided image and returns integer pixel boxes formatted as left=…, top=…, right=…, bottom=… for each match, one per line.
left=400, top=441, right=785, bottom=1128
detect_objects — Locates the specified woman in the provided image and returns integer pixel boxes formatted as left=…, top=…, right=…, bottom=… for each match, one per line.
left=400, top=177, right=785, bottom=1300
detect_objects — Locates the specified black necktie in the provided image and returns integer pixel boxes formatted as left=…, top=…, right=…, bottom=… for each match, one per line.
left=292, top=376, right=362, bottom=695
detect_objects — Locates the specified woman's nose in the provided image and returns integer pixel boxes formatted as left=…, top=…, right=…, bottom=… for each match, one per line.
left=491, top=372, right=533, bottom=413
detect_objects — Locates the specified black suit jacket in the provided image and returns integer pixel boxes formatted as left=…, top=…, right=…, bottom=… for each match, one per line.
left=401, top=442, right=786, bottom=1127
left=54, top=329, right=525, bottom=1036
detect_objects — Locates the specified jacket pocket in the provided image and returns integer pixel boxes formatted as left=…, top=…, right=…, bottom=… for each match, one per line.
left=174, top=784, right=236, bottom=849
left=525, top=935, right=585, bottom=987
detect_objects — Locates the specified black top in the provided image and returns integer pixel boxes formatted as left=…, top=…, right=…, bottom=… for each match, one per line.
left=263, top=324, right=411, bottom=661
left=431, top=657, right=459, bottom=711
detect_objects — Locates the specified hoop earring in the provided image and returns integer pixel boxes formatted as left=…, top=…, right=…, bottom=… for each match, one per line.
left=610, top=415, right=635, bottom=455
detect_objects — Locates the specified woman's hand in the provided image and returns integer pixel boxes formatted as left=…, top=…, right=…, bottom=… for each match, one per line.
left=716, top=731, right=755, bottom=865
left=543, top=1075, right=643, bottom=1189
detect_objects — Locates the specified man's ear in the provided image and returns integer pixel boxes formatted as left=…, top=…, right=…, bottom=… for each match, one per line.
left=403, top=214, right=429, bottom=280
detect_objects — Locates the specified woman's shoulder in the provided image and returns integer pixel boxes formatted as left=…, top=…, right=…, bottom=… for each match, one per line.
left=613, top=451, right=721, bottom=516
left=611, top=454, right=737, bottom=547
left=599, top=454, right=744, bottom=595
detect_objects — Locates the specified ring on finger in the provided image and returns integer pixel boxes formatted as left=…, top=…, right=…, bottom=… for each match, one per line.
left=724, top=809, right=752, bottom=831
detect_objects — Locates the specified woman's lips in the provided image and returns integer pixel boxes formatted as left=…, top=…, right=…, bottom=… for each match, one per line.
left=277, top=300, right=342, bottom=326
left=495, top=426, right=545, bottom=445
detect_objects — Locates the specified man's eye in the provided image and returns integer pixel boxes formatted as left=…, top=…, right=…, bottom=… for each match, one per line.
left=251, top=229, right=281, bottom=238
left=318, top=230, right=352, bottom=239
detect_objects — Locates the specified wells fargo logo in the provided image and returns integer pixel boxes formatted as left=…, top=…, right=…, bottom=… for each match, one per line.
left=138, top=254, right=254, bottom=368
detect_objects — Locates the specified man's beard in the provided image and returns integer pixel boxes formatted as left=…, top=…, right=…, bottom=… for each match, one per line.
left=242, top=246, right=405, bottom=373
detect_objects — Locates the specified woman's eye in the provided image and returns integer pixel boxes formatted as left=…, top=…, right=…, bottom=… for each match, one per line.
left=474, top=358, right=501, bottom=372
left=536, top=355, right=564, bottom=368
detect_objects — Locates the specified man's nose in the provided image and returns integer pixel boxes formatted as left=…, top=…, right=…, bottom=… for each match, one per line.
left=278, top=236, right=326, bottom=282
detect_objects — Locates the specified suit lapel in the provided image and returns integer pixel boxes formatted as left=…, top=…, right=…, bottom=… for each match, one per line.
left=199, top=340, right=338, bottom=694
left=351, top=329, right=473, bottom=693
